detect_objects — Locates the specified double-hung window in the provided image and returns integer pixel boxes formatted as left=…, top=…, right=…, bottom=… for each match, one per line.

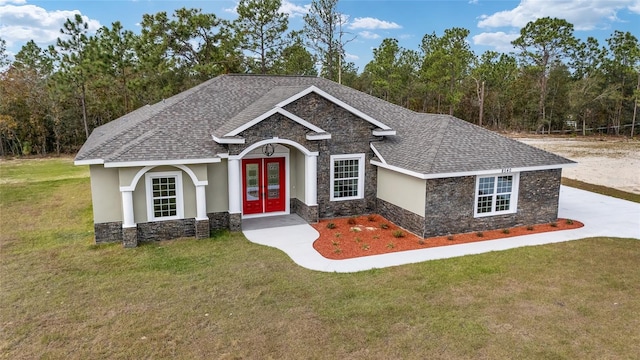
left=474, top=173, right=519, bottom=217
left=145, top=171, right=184, bottom=221
left=330, top=154, right=365, bottom=201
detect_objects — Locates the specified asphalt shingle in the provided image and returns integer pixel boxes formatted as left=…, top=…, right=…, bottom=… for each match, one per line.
left=76, top=74, right=574, bottom=174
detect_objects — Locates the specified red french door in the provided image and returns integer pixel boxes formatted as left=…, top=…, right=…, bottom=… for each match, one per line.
left=242, top=157, right=285, bottom=215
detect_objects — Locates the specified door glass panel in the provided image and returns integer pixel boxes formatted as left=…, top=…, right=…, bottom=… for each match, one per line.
left=267, top=162, right=280, bottom=199
left=246, top=163, right=259, bottom=201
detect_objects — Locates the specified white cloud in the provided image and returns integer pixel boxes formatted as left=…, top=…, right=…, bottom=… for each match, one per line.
left=0, top=0, right=26, bottom=5
left=348, top=17, right=401, bottom=30
left=0, top=4, right=101, bottom=48
left=223, top=5, right=237, bottom=14
left=358, top=31, right=380, bottom=40
left=469, top=0, right=479, bottom=4
left=345, top=52, right=359, bottom=61
left=478, top=0, right=640, bottom=31
left=225, top=0, right=309, bottom=17
left=279, top=0, right=310, bottom=17
left=472, top=31, right=519, bottom=52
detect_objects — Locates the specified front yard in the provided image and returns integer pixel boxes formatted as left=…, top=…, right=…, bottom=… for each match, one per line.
left=1, top=158, right=639, bottom=359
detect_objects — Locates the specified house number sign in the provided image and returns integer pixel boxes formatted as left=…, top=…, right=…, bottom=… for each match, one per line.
left=501, top=168, right=512, bottom=173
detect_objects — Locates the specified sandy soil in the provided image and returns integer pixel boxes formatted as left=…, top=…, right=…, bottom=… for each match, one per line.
left=516, top=137, right=640, bottom=194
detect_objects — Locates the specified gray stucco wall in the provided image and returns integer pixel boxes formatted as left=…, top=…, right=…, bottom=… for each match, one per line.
left=377, top=167, right=426, bottom=216
left=292, top=149, right=306, bottom=201
left=206, top=161, right=229, bottom=213
left=423, top=169, right=562, bottom=237
left=89, top=165, right=122, bottom=223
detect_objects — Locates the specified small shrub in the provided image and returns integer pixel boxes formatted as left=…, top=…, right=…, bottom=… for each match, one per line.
left=355, top=237, right=362, bottom=243
left=380, top=223, right=389, bottom=230
left=447, top=234, right=454, bottom=241
left=331, top=240, right=340, bottom=246
left=386, top=242, right=395, bottom=249
left=550, top=222, right=558, bottom=228
left=373, top=235, right=380, bottom=240
left=476, top=231, right=484, bottom=237
left=392, top=230, right=405, bottom=238
left=326, top=222, right=336, bottom=229
left=565, top=219, right=574, bottom=225
left=367, top=215, right=376, bottom=222
left=334, top=232, right=341, bottom=238
left=333, top=247, right=342, bottom=254
left=418, top=239, right=425, bottom=245
left=526, top=225, right=535, bottom=231
left=502, top=228, right=510, bottom=234
left=347, top=216, right=357, bottom=225
left=361, top=243, right=370, bottom=251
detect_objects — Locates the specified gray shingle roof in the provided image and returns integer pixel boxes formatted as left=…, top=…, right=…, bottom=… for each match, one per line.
left=76, top=74, right=574, bottom=174
left=374, top=113, right=573, bottom=175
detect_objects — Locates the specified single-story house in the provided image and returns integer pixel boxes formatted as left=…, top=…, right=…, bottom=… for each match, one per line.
left=74, top=75, right=575, bottom=247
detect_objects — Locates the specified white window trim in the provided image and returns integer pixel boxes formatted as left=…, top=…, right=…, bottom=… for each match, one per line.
left=145, top=171, right=184, bottom=221
left=330, top=153, right=365, bottom=201
left=474, top=172, right=519, bottom=217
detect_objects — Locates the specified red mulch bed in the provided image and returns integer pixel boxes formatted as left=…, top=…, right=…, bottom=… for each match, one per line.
left=312, top=214, right=584, bottom=260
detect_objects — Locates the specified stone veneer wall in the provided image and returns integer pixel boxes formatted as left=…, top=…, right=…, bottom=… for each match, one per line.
left=423, top=169, right=561, bottom=237
left=137, top=218, right=196, bottom=242
left=94, top=221, right=123, bottom=243
left=228, top=93, right=380, bottom=220
left=96, top=217, right=215, bottom=246
left=376, top=198, right=426, bottom=237
left=208, top=212, right=230, bottom=231
left=291, top=198, right=319, bottom=223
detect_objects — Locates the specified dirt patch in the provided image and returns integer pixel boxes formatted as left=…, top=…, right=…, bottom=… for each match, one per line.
left=515, top=136, right=640, bottom=194
left=312, top=215, right=584, bottom=260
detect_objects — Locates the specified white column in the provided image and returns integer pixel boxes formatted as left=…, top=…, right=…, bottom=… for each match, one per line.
left=121, top=190, right=135, bottom=228
left=305, top=154, right=318, bottom=206
left=196, top=185, right=207, bottom=220
left=228, top=158, right=241, bottom=214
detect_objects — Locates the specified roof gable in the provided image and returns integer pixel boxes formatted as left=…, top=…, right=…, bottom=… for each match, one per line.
left=214, top=85, right=395, bottom=144
left=274, top=86, right=393, bottom=131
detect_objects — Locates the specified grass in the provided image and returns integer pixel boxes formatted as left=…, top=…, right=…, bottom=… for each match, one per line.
left=562, top=177, right=640, bottom=203
left=1, top=158, right=640, bottom=359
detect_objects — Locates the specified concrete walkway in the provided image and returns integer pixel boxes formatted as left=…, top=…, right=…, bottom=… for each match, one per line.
left=241, top=186, right=640, bottom=273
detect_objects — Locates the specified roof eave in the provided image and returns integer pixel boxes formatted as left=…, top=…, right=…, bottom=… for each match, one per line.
left=103, top=157, right=222, bottom=168
left=371, top=160, right=577, bottom=180
left=74, top=158, right=104, bottom=166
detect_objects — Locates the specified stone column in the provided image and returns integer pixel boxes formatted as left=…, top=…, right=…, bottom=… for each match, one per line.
left=228, top=158, right=242, bottom=231
left=121, top=190, right=137, bottom=247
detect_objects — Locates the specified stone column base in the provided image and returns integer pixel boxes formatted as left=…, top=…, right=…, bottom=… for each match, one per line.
left=195, top=219, right=210, bottom=239
left=229, top=213, right=242, bottom=231
left=122, top=226, right=138, bottom=248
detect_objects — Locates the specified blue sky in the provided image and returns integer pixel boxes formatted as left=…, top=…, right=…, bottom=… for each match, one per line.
left=1, top=0, right=639, bottom=71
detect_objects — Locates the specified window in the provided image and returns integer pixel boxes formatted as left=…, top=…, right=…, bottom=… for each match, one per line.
left=330, top=154, right=365, bottom=201
left=145, top=172, right=184, bottom=221
left=474, top=173, right=519, bottom=217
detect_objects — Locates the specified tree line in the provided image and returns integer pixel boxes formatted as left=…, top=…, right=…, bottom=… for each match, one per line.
left=0, top=0, right=638, bottom=156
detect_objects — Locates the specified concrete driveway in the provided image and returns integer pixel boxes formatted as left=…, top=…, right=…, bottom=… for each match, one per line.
left=242, top=186, right=640, bottom=273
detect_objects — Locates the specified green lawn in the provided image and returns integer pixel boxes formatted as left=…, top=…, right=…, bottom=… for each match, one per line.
left=1, top=158, right=639, bottom=359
